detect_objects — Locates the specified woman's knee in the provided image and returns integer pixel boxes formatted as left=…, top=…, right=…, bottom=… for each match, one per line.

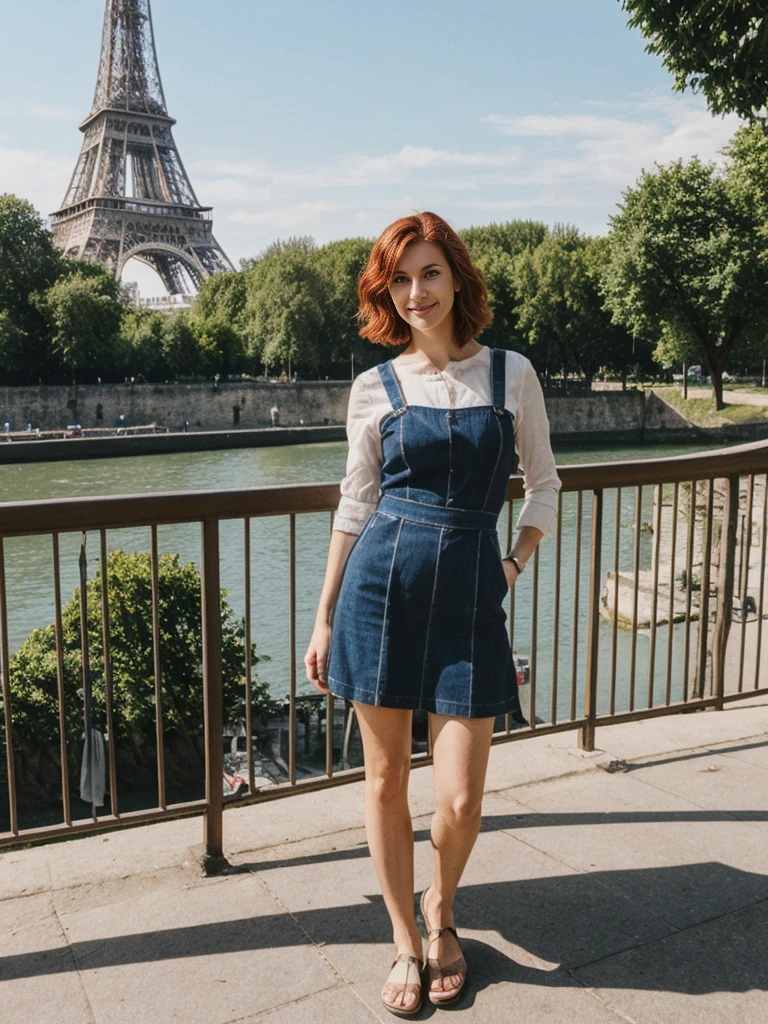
left=365, top=757, right=411, bottom=805
left=437, top=790, right=483, bottom=828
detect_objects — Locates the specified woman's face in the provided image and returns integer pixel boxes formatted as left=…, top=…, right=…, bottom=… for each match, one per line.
left=388, top=240, right=460, bottom=336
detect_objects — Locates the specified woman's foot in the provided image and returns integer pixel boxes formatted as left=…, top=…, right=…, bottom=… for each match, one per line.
left=420, top=886, right=468, bottom=1005
left=381, top=951, right=425, bottom=1018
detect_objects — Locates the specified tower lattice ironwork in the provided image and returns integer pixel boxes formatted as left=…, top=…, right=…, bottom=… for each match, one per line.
left=51, top=0, right=233, bottom=297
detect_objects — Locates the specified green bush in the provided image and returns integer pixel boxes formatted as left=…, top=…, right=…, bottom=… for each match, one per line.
left=2, top=549, right=278, bottom=798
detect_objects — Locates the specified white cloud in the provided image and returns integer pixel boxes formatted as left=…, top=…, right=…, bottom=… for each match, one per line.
left=26, top=104, right=80, bottom=122
left=483, top=95, right=743, bottom=190
left=0, top=147, right=73, bottom=213
left=194, top=177, right=271, bottom=204
left=228, top=200, right=344, bottom=228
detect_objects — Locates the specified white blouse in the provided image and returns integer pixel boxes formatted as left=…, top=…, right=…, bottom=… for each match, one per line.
left=334, top=345, right=561, bottom=536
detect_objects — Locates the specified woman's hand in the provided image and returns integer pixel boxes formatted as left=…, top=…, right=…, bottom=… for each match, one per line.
left=304, top=622, right=332, bottom=693
left=502, top=559, right=521, bottom=589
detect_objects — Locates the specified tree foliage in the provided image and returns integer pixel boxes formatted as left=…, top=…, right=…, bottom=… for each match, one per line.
left=38, top=267, right=124, bottom=382
left=514, top=227, right=637, bottom=381
left=622, top=1, right=768, bottom=120
left=244, top=237, right=326, bottom=373
left=603, top=156, right=768, bottom=407
left=5, top=550, right=277, bottom=796
left=315, top=237, right=374, bottom=367
left=0, top=193, right=62, bottom=379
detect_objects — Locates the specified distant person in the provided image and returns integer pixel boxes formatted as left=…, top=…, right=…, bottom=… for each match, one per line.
left=270, top=406, right=280, bottom=427
left=304, top=212, right=560, bottom=1015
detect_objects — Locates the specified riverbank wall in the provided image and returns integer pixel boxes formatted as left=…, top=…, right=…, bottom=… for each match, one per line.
left=0, top=380, right=351, bottom=433
left=1, top=383, right=767, bottom=464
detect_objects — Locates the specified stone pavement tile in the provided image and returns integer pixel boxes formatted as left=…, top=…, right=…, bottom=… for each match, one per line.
left=434, top=936, right=638, bottom=1024
left=630, top=750, right=768, bottom=817
left=482, top=732, right=606, bottom=792
left=240, top=826, right=420, bottom=1013
left=0, top=843, right=52, bottom=901
left=45, top=815, right=201, bottom=891
left=57, top=871, right=335, bottom=1024
left=0, top=890, right=52, bottom=934
left=572, top=900, right=768, bottom=1024
left=432, top=801, right=673, bottom=971
left=0, top=908, right=93, bottom=1024
left=592, top=698, right=768, bottom=763
left=230, top=983, right=382, bottom=1023
left=50, top=863, right=208, bottom=918
left=710, top=737, right=768, bottom=771
left=224, top=772, right=439, bottom=859
left=250, top=798, right=672, bottom=1011
left=492, top=770, right=768, bottom=928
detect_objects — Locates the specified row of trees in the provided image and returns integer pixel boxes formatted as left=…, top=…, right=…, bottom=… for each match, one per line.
left=2, top=119, right=768, bottom=405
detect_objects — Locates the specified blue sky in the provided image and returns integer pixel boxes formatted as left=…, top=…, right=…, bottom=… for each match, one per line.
left=1, top=1, right=742, bottom=296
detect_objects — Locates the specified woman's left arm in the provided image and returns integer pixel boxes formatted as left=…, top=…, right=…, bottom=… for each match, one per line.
left=504, top=355, right=562, bottom=585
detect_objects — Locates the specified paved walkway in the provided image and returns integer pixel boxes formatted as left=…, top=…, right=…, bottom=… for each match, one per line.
left=686, top=387, right=768, bottom=407
left=2, top=698, right=768, bottom=1024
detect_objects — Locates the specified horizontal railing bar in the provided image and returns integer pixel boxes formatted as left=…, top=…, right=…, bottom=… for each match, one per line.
left=0, top=799, right=207, bottom=849
left=0, top=440, right=766, bottom=538
left=5, top=685, right=766, bottom=849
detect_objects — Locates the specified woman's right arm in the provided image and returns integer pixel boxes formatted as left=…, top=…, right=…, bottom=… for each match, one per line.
left=304, top=530, right=358, bottom=692
left=304, top=371, right=384, bottom=693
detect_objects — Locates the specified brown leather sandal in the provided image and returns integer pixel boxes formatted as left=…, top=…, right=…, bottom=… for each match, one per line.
left=419, top=887, right=468, bottom=1006
left=380, top=952, right=425, bottom=1018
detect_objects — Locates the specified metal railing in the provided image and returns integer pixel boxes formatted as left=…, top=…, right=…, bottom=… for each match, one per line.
left=1, top=440, right=767, bottom=865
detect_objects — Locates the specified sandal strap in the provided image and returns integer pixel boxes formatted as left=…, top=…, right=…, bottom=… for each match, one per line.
left=389, top=953, right=424, bottom=975
left=427, top=924, right=459, bottom=944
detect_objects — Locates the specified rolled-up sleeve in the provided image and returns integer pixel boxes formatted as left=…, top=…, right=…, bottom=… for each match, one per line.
left=513, top=359, right=561, bottom=534
left=333, top=374, right=383, bottom=535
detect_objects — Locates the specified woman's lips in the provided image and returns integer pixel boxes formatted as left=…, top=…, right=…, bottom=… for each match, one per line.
left=409, top=303, right=436, bottom=316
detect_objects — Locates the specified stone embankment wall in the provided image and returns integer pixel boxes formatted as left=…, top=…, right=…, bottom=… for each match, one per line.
left=0, top=380, right=352, bottom=432
left=1, top=381, right=767, bottom=446
left=545, top=391, right=691, bottom=444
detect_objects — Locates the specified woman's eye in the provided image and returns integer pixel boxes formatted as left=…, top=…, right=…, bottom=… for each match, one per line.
left=425, top=270, right=438, bottom=278
left=392, top=276, right=408, bottom=285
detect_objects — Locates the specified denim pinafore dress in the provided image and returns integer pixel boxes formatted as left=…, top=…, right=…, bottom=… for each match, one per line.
left=327, top=347, right=524, bottom=720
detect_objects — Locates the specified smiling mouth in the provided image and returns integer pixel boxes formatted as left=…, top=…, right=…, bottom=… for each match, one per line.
left=409, top=303, right=436, bottom=315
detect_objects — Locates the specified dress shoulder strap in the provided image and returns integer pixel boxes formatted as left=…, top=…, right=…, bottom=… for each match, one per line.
left=377, top=361, right=407, bottom=412
left=490, top=348, right=506, bottom=411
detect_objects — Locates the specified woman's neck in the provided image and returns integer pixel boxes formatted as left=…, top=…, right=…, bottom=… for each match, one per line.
left=400, top=335, right=481, bottom=371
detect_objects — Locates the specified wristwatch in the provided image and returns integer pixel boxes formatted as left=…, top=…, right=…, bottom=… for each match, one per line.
left=503, top=554, right=524, bottom=576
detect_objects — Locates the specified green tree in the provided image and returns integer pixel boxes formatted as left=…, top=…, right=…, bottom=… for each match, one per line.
left=244, top=237, right=325, bottom=375
left=315, top=236, right=375, bottom=373
left=512, top=227, right=634, bottom=382
left=5, top=550, right=277, bottom=801
left=189, top=271, right=248, bottom=376
left=119, top=307, right=166, bottom=380
left=622, top=1, right=768, bottom=121
left=39, top=267, right=124, bottom=382
left=603, top=157, right=768, bottom=408
left=0, top=194, right=62, bottom=381
left=161, top=310, right=201, bottom=378
left=459, top=221, right=547, bottom=353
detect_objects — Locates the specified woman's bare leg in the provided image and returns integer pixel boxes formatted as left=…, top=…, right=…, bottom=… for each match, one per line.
left=425, top=713, right=495, bottom=995
left=353, top=702, right=423, bottom=1009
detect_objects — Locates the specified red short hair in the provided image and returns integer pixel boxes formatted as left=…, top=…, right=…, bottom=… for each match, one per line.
left=357, top=212, right=493, bottom=347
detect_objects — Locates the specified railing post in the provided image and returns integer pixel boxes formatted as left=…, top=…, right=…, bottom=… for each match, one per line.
left=201, top=517, right=224, bottom=872
left=712, top=475, right=739, bottom=709
left=579, top=489, right=603, bottom=751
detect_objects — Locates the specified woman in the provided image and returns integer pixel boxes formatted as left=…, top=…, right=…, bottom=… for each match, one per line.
left=304, top=212, right=560, bottom=1016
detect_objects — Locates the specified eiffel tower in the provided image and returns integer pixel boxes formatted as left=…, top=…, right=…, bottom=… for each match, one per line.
left=51, top=0, right=233, bottom=298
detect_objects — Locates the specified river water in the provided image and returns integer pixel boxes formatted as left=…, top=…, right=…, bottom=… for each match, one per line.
left=0, top=439, right=721, bottom=725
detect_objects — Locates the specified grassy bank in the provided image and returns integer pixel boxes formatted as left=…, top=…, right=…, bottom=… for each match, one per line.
left=651, top=386, right=768, bottom=427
